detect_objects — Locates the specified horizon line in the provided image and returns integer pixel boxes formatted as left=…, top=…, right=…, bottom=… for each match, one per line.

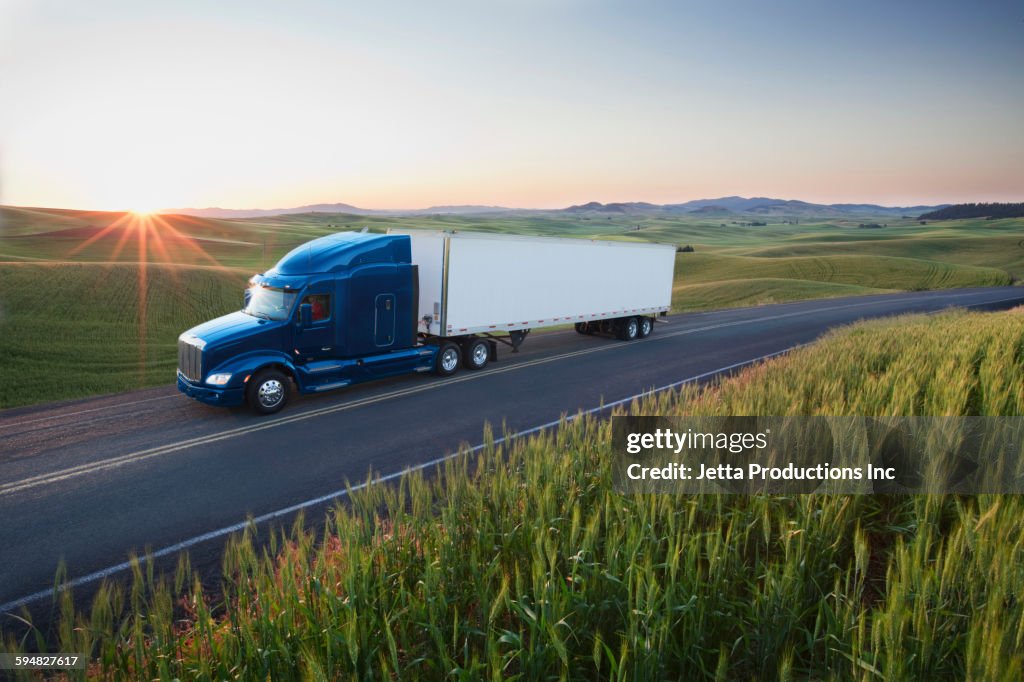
left=5, top=195, right=1017, bottom=215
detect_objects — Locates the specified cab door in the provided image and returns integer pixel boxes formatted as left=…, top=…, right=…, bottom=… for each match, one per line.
left=294, top=289, right=335, bottom=362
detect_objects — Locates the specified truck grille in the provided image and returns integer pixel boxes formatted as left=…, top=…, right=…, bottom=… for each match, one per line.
left=178, top=336, right=203, bottom=382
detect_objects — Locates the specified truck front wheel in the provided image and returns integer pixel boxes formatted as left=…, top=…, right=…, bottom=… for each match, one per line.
left=436, top=342, right=461, bottom=376
left=247, top=369, right=290, bottom=414
left=617, top=316, right=640, bottom=341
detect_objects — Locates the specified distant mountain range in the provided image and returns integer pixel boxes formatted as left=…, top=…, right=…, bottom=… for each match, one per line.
left=160, top=203, right=369, bottom=219
left=159, top=196, right=948, bottom=219
left=160, top=203, right=513, bottom=219
left=562, top=197, right=947, bottom=217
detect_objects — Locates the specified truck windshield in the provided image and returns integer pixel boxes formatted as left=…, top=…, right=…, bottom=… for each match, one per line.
left=243, top=286, right=297, bottom=321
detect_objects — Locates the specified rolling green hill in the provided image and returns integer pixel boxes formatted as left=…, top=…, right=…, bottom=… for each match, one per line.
left=676, top=253, right=1010, bottom=290
left=672, top=278, right=893, bottom=311
left=740, top=234, right=1024, bottom=279
left=0, top=262, right=247, bottom=407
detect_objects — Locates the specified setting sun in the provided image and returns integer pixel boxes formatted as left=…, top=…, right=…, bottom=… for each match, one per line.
left=128, top=205, right=161, bottom=217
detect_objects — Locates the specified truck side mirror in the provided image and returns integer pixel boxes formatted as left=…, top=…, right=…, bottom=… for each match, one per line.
left=299, top=303, right=313, bottom=329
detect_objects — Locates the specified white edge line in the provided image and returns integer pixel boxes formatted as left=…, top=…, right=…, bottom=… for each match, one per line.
left=2, top=292, right=1020, bottom=613
left=0, top=345, right=801, bottom=615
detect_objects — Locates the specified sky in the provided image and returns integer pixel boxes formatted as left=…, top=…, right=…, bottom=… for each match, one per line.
left=1, top=0, right=1021, bottom=211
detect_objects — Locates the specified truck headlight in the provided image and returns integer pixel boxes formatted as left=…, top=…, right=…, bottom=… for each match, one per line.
left=206, top=373, right=233, bottom=386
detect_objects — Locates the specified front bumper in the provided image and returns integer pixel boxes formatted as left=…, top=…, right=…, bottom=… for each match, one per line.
left=177, top=373, right=245, bottom=407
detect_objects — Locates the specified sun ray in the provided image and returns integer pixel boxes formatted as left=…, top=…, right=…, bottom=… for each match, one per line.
left=136, top=213, right=149, bottom=384
left=66, top=211, right=134, bottom=257
left=144, top=215, right=183, bottom=288
left=107, top=213, right=140, bottom=263
left=151, top=215, right=226, bottom=269
left=145, top=214, right=173, bottom=262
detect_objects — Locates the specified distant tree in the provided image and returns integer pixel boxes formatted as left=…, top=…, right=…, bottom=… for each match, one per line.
left=919, top=202, right=1024, bottom=220
left=677, top=245, right=695, bottom=253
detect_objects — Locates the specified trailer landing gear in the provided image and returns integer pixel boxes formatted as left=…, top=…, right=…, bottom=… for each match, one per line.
left=508, top=329, right=529, bottom=352
left=486, top=329, right=530, bottom=353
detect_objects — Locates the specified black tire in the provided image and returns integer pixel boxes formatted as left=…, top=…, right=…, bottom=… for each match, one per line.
left=617, top=316, right=640, bottom=341
left=462, top=338, right=490, bottom=370
left=247, top=369, right=290, bottom=415
left=638, top=316, right=654, bottom=338
left=574, top=322, right=589, bottom=335
left=435, top=341, right=461, bottom=376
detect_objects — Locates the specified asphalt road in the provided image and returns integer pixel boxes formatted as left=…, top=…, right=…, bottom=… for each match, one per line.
left=2, top=286, right=1023, bottom=615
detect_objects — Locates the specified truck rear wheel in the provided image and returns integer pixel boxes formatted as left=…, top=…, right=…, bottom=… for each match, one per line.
left=638, top=317, right=653, bottom=338
left=574, top=322, right=590, bottom=335
left=617, top=316, right=640, bottom=341
left=462, top=338, right=490, bottom=370
left=247, top=369, right=290, bottom=415
left=436, top=342, right=461, bottom=376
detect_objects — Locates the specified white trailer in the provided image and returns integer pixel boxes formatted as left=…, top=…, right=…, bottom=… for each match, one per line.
left=388, top=229, right=676, bottom=347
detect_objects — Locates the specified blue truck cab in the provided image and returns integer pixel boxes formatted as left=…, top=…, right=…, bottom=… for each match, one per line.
left=177, top=231, right=475, bottom=414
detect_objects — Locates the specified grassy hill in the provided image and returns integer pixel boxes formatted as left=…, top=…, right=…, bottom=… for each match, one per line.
left=0, top=205, right=1019, bottom=407
left=741, top=233, right=1024, bottom=279
left=676, top=252, right=1009, bottom=290
left=0, top=263, right=247, bottom=407
left=10, top=309, right=1023, bottom=679
left=672, top=278, right=893, bottom=311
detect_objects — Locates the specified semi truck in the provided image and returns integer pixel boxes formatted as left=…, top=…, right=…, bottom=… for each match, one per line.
left=177, top=230, right=676, bottom=414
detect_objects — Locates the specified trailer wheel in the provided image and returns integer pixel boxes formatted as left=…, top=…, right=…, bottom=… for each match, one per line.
left=638, top=317, right=653, bottom=338
left=574, top=322, right=590, bottom=335
left=247, top=369, right=290, bottom=415
left=435, top=342, right=461, bottom=376
left=617, top=316, right=640, bottom=341
left=462, top=338, right=490, bottom=370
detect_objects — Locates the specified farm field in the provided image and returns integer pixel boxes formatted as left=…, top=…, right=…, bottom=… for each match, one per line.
left=0, top=205, right=1020, bottom=407
left=8, top=308, right=1023, bottom=679
left=0, top=263, right=247, bottom=407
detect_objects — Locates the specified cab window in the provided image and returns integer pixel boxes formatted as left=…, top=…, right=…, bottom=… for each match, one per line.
left=301, top=294, right=330, bottom=322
